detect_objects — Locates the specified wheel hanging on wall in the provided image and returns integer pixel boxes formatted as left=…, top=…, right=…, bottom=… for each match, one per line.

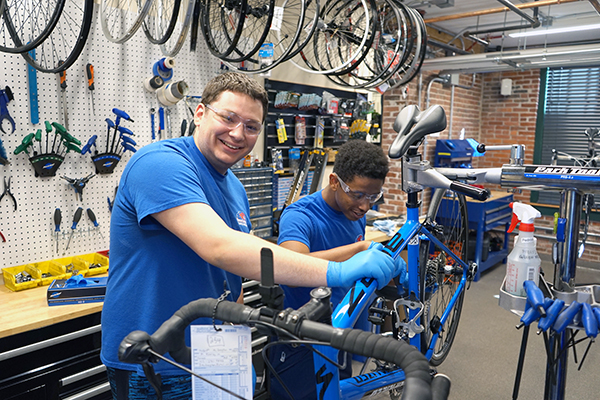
left=101, top=0, right=154, bottom=44
left=160, top=0, right=195, bottom=57
left=20, top=0, right=94, bottom=73
left=142, top=0, right=182, bottom=45
left=0, top=0, right=65, bottom=54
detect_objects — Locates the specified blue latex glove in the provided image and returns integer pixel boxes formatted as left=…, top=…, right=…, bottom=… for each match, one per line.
left=327, top=248, right=398, bottom=290
left=395, top=256, right=409, bottom=289
left=368, top=241, right=384, bottom=251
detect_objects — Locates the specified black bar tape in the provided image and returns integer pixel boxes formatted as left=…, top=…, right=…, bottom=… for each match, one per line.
left=449, top=181, right=490, bottom=201
left=431, top=374, right=452, bottom=400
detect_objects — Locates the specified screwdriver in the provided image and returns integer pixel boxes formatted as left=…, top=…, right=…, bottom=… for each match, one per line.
left=86, top=63, right=95, bottom=115
left=86, top=208, right=105, bottom=241
left=54, top=208, right=62, bottom=253
left=65, top=207, right=83, bottom=252
left=58, top=61, right=68, bottom=130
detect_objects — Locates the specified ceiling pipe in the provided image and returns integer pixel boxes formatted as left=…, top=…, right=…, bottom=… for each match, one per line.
left=427, top=38, right=472, bottom=55
left=423, top=0, right=579, bottom=24
left=496, top=0, right=541, bottom=27
left=589, top=0, right=600, bottom=15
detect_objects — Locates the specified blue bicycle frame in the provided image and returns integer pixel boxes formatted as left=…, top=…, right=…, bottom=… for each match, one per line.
left=311, top=202, right=470, bottom=399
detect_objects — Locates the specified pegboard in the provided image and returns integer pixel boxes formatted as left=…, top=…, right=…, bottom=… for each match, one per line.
left=0, top=3, right=221, bottom=268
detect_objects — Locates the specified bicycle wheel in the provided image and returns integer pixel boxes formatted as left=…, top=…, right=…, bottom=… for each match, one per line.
left=21, top=0, right=94, bottom=73
left=419, top=188, right=468, bottom=366
left=201, top=0, right=247, bottom=59
left=0, top=0, right=64, bottom=54
left=142, top=0, right=181, bottom=45
left=160, top=0, right=194, bottom=56
left=101, top=0, right=154, bottom=44
left=223, top=0, right=305, bottom=73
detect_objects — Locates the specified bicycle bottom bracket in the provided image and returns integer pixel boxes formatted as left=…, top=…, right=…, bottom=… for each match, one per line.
left=29, top=153, right=64, bottom=177
left=91, top=153, right=121, bottom=174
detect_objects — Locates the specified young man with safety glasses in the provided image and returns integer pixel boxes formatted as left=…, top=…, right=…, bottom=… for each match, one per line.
left=270, top=139, right=408, bottom=399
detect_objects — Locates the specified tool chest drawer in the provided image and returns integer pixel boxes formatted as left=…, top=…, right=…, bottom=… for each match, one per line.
left=232, top=167, right=274, bottom=237
left=0, top=312, right=110, bottom=400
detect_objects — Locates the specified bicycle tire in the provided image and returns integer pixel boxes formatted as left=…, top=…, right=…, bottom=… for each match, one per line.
left=101, top=0, right=154, bottom=44
left=289, top=0, right=370, bottom=75
left=160, top=0, right=195, bottom=56
left=0, top=0, right=64, bottom=54
left=0, top=0, right=4, bottom=18
left=142, top=0, right=181, bottom=45
left=222, top=0, right=305, bottom=73
left=201, top=0, right=247, bottom=59
left=419, top=188, right=468, bottom=366
left=20, top=0, right=94, bottom=73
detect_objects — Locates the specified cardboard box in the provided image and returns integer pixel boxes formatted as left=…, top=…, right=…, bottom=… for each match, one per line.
left=47, top=275, right=108, bottom=306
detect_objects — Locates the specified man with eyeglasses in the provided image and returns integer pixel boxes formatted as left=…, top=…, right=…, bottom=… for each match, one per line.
left=270, top=139, right=408, bottom=400
left=100, top=72, right=402, bottom=399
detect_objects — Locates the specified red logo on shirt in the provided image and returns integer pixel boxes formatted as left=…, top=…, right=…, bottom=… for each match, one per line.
left=236, top=211, right=248, bottom=229
left=356, top=234, right=364, bottom=242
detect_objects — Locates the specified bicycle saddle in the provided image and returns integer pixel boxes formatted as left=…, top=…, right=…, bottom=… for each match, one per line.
left=388, top=104, right=447, bottom=159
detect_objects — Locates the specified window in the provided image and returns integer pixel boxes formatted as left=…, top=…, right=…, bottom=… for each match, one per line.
left=532, top=66, right=600, bottom=207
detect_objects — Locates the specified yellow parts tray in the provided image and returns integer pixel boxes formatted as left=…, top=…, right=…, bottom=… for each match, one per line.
left=2, top=265, right=41, bottom=292
left=30, top=261, right=71, bottom=286
left=77, top=253, right=109, bottom=276
left=53, top=256, right=91, bottom=277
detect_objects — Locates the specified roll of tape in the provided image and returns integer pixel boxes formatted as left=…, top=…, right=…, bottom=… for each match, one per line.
left=156, top=81, right=189, bottom=106
left=152, top=57, right=175, bottom=81
left=143, top=75, right=164, bottom=92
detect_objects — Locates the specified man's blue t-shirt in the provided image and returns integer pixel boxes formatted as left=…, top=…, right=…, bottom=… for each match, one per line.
left=100, top=136, right=251, bottom=376
left=277, top=191, right=366, bottom=309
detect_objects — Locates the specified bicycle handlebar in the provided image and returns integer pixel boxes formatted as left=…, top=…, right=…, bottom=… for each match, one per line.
left=118, top=297, right=443, bottom=400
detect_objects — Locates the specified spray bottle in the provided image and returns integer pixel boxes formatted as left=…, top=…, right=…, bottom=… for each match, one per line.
left=505, top=202, right=542, bottom=297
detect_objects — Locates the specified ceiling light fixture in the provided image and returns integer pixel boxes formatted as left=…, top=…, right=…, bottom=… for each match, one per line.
left=509, top=23, right=600, bottom=38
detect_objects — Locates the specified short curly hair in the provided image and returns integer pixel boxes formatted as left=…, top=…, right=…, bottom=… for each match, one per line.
left=333, top=139, right=389, bottom=183
left=201, top=72, right=269, bottom=121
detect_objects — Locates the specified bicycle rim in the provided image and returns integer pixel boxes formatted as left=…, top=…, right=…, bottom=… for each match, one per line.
left=289, top=0, right=370, bottom=75
left=224, top=0, right=305, bottom=73
left=101, top=0, right=154, bottom=44
left=0, top=0, right=64, bottom=54
left=21, top=0, right=94, bottom=73
left=201, top=0, right=247, bottom=59
left=142, top=0, right=181, bottom=45
left=282, top=0, right=318, bottom=61
left=160, top=0, right=194, bottom=56
left=419, top=188, right=468, bottom=366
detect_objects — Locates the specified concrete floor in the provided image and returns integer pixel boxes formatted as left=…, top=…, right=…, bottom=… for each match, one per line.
left=361, top=258, right=600, bottom=400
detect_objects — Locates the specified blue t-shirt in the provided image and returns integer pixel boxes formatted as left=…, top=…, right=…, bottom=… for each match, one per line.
left=101, top=136, right=251, bottom=376
left=277, top=191, right=366, bottom=309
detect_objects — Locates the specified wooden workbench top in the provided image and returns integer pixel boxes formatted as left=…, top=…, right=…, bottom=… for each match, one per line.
left=0, top=275, right=106, bottom=339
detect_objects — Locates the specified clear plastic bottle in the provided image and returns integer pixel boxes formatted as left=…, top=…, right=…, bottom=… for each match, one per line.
left=505, top=202, right=541, bottom=297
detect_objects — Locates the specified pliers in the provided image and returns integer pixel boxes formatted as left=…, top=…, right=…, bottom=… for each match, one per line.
left=0, top=86, right=16, bottom=135
left=1, top=176, right=17, bottom=211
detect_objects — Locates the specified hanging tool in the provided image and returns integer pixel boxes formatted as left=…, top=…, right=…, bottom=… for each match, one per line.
left=20, top=133, right=36, bottom=155
left=0, top=231, right=5, bottom=242
left=110, top=108, right=133, bottom=153
left=150, top=108, right=156, bottom=142
left=118, top=134, right=137, bottom=154
left=61, top=173, right=95, bottom=201
left=104, top=118, right=115, bottom=153
left=0, top=176, right=17, bottom=211
left=57, top=61, right=68, bottom=130
left=27, top=48, right=39, bottom=125
left=54, top=208, right=62, bottom=254
left=86, top=63, right=96, bottom=115
left=158, top=107, right=165, bottom=140
left=107, top=185, right=118, bottom=213
left=165, top=108, right=172, bottom=138
left=0, top=136, right=9, bottom=165
left=65, top=207, right=83, bottom=252
left=81, top=135, right=98, bottom=155
left=34, top=129, right=42, bottom=155
left=180, top=119, right=187, bottom=137
left=86, top=208, right=106, bottom=241
left=0, top=86, right=16, bottom=134
left=46, top=121, right=54, bottom=153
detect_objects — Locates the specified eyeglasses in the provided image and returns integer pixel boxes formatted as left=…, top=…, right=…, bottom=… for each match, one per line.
left=204, top=104, right=263, bottom=136
left=334, top=173, right=384, bottom=204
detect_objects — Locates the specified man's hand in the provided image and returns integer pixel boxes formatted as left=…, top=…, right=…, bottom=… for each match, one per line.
left=326, top=248, right=399, bottom=290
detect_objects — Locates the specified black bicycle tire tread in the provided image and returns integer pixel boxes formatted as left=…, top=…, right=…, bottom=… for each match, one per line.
left=201, top=0, right=247, bottom=59
left=419, top=188, right=467, bottom=366
left=0, top=0, right=65, bottom=54
left=160, top=0, right=195, bottom=57
left=142, top=0, right=182, bottom=45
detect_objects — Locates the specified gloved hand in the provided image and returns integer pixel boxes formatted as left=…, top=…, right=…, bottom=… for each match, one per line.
left=395, top=256, right=409, bottom=289
left=368, top=241, right=384, bottom=251
left=327, top=248, right=398, bottom=290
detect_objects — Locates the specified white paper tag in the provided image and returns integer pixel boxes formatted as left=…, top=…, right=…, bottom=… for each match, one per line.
left=191, top=325, right=253, bottom=400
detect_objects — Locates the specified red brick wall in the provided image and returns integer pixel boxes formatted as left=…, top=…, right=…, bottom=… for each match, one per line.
left=379, top=69, right=600, bottom=263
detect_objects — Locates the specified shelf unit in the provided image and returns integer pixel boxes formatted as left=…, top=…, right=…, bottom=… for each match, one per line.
left=231, top=167, right=274, bottom=239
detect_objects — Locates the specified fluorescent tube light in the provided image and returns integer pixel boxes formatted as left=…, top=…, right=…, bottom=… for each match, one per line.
left=509, top=23, right=600, bottom=38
